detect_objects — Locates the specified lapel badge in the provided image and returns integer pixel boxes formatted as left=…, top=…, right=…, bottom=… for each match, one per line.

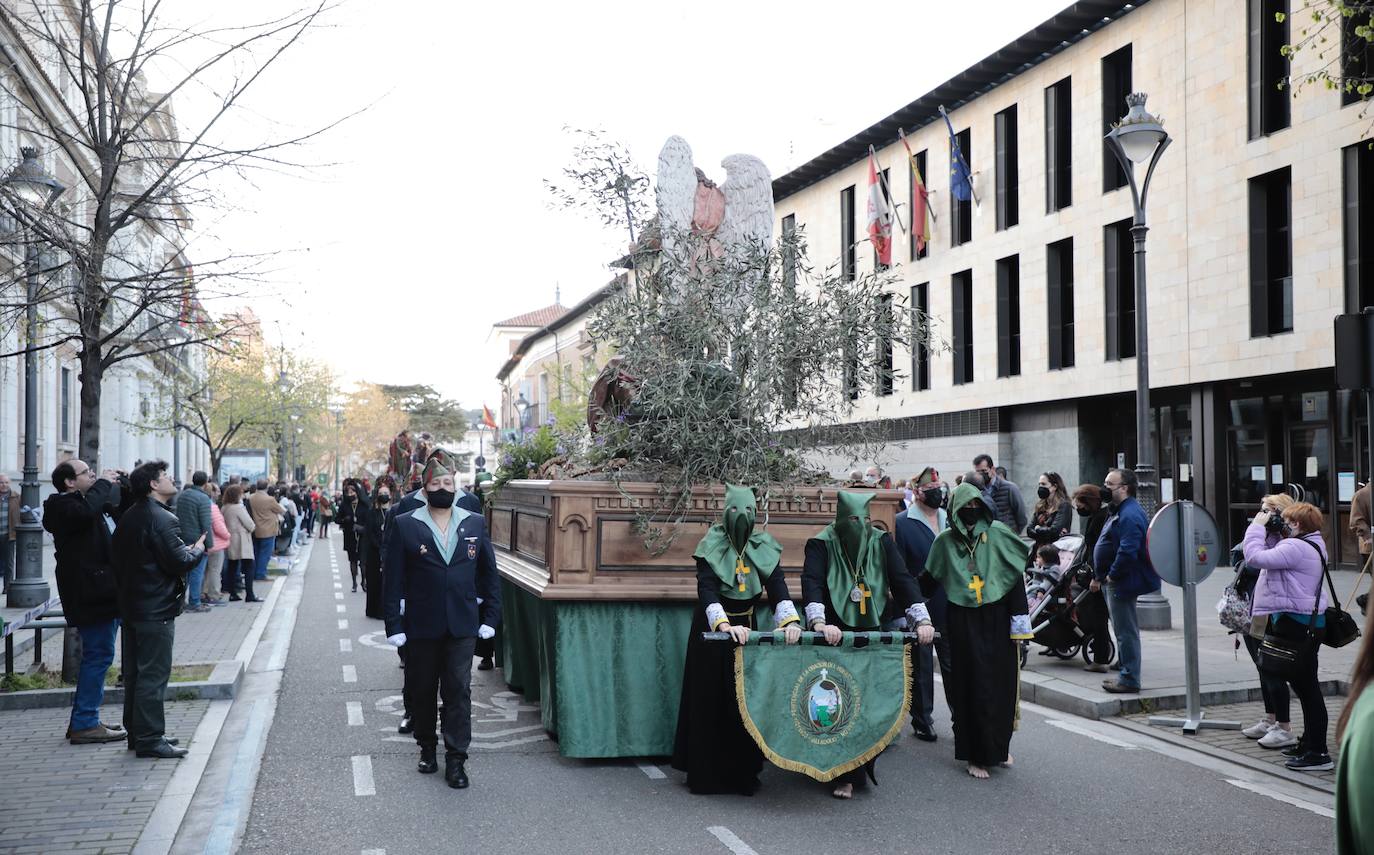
left=467, top=543, right=478, bottom=560
left=419, top=544, right=428, bottom=555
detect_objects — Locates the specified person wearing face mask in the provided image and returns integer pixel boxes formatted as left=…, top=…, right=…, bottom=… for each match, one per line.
left=803, top=491, right=934, bottom=799
left=1070, top=484, right=1114, bottom=672
left=1236, top=494, right=1299, bottom=748
left=337, top=479, right=370, bottom=592
left=672, top=484, right=802, bottom=795
left=893, top=468, right=953, bottom=742
left=384, top=454, right=501, bottom=790
left=1091, top=469, right=1161, bottom=694
left=923, top=483, right=1034, bottom=780
left=1025, top=473, right=1072, bottom=558
left=362, top=475, right=397, bottom=620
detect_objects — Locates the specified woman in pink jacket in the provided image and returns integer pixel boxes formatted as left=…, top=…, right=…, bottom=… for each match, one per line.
left=203, top=483, right=231, bottom=605
left=1242, top=501, right=1332, bottom=773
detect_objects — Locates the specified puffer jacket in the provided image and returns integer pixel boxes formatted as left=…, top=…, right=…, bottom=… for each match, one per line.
left=42, top=478, right=120, bottom=626
left=112, top=497, right=205, bottom=622
left=208, top=503, right=230, bottom=554
left=1244, top=523, right=1330, bottom=617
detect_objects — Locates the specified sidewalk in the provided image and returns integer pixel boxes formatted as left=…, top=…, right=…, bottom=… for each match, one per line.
left=0, top=541, right=312, bottom=855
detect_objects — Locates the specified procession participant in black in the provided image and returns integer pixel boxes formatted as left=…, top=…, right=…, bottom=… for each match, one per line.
left=803, top=490, right=934, bottom=800
left=384, top=454, right=501, bottom=789
left=362, top=476, right=395, bottom=619
left=893, top=467, right=953, bottom=742
left=671, top=484, right=801, bottom=795
left=336, top=478, right=370, bottom=592
left=923, top=482, right=1034, bottom=780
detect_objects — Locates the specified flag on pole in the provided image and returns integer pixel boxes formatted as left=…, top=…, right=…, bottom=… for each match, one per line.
left=899, top=129, right=930, bottom=255
left=481, top=405, right=498, bottom=430
left=866, top=148, right=893, bottom=267
left=940, top=107, right=975, bottom=204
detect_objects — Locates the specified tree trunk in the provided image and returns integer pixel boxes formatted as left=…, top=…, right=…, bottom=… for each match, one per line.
left=77, top=348, right=104, bottom=467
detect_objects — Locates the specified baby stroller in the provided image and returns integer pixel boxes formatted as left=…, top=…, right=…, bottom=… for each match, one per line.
left=1019, top=533, right=1117, bottom=668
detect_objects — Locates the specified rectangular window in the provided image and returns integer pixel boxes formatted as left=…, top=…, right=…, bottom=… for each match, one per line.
left=995, top=256, right=1021, bottom=378
left=1045, top=77, right=1073, bottom=212
left=952, top=269, right=974, bottom=385
left=1104, top=218, right=1136, bottom=360
left=911, top=282, right=930, bottom=391
left=1343, top=8, right=1374, bottom=106
left=950, top=128, right=972, bottom=247
left=994, top=105, right=1019, bottom=230
left=1102, top=45, right=1133, bottom=192
left=843, top=341, right=859, bottom=401
left=1248, top=0, right=1291, bottom=138
left=1047, top=238, right=1076, bottom=370
left=1249, top=166, right=1293, bottom=336
left=875, top=294, right=894, bottom=396
left=1344, top=140, right=1374, bottom=312
left=840, top=185, right=856, bottom=281
left=910, top=149, right=929, bottom=261
left=60, top=366, right=70, bottom=442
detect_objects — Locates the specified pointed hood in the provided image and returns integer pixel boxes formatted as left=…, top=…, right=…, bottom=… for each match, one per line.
left=693, top=484, right=783, bottom=598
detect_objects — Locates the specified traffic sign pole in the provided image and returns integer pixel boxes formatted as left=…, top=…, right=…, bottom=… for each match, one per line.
left=1146, top=500, right=1241, bottom=734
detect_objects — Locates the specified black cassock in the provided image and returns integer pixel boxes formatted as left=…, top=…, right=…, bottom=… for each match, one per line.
left=943, top=582, right=1028, bottom=767
left=671, top=557, right=793, bottom=795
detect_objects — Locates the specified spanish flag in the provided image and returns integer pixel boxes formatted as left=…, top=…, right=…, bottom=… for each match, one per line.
left=899, top=129, right=930, bottom=255
left=481, top=405, right=498, bottom=430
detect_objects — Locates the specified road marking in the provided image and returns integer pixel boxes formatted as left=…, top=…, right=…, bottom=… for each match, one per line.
left=351, top=755, right=375, bottom=797
left=336, top=604, right=346, bottom=613
left=346, top=701, right=364, bottom=726
left=707, top=827, right=758, bottom=855
left=342, top=664, right=357, bottom=683
left=338, top=619, right=348, bottom=630
left=638, top=763, right=666, bottom=779
left=334, top=582, right=342, bottom=590
left=361, top=850, right=385, bottom=855
left=1045, top=719, right=1139, bottom=749
left=339, top=638, right=353, bottom=653
left=335, top=592, right=344, bottom=600
left=1225, top=778, right=1335, bottom=818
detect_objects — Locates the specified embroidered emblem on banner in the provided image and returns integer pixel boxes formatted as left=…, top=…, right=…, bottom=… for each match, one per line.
left=792, top=661, right=859, bottom=745
left=467, top=543, right=478, bottom=560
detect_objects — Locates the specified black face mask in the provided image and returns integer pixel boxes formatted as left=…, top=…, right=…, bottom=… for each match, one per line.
left=920, top=487, right=943, bottom=508
left=1100, top=486, right=1114, bottom=505
left=377, top=495, right=390, bottom=505
left=426, top=489, right=455, bottom=509
left=957, top=507, right=982, bottom=527
left=1075, top=506, right=1092, bottom=518
left=1037, top=486, right=1051, bottom=500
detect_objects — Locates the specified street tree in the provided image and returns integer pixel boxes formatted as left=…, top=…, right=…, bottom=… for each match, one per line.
left=0, top=0, right=338, bottom=467
left=1280, top=2, right=1374, bottom=104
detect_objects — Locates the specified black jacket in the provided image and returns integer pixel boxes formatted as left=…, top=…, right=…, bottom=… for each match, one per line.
left=362, top=498, right=389, bottom=569
left=383, top=508, right=501, bottom=640
left=112, top=497, right=205, bottom=622
left=337, top=494, right=369, bottom=555
left=800, top=534, right=923, bottom=630
left=42, top=478, right=120, bottom=626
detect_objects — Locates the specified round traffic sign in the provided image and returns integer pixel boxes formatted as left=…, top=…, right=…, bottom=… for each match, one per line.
left=1146, top=500, right=1221, bottom=587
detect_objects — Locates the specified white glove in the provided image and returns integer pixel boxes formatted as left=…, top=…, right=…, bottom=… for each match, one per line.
left=387, top=633, right=407, bottom=647
left=477, top=624, right=495, bottom=640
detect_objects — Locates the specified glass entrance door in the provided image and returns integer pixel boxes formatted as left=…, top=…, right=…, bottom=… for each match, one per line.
left=1288, top=425, right=1334, bottom=549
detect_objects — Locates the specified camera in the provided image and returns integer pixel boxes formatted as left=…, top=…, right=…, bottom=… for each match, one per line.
left=1263, top=511, right=1288, bottom=535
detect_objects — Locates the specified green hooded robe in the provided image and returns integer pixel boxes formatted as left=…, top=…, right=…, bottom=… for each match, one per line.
left=925, top=482, right=1025, bottom=609
left=693, top=484, right=783, bottom=600
left=812, top=491, right=889, bottom=629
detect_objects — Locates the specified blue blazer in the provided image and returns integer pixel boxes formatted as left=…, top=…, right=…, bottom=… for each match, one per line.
left=1091, top=496, right=1161, bottom=599
left=383, top=507, right=501, bottom=640
left=894, top=509, right=949, bottom=627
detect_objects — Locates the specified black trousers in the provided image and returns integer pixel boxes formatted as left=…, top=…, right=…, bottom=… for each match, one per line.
left=1268, top=616, right=1329, bottom=754
left=406, top=634, right=476, bottom=758
left=121, top=618, right=175, bottom=751
left=1242, top=633, right=1292, bottom=720
left=910, top=631, right=953, bottom=729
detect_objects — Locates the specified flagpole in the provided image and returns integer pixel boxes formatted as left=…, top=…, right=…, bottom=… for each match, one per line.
left=869, top=145, right=907, bottom=234
left=898, top=128, right=937, bottom=224
left=938, top=105, right=980, bottom=206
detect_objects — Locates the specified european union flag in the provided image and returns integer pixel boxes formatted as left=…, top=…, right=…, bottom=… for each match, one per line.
left=941, top=107, right=973, bottom=203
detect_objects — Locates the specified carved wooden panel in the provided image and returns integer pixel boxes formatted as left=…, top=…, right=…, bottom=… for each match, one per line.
left=515, top=511, right=548, bottom=564
left=489, top=508, right=514, bottom=550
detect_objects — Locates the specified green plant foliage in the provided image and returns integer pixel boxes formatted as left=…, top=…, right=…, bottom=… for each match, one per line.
left=494, top=424, right=563, bottom=487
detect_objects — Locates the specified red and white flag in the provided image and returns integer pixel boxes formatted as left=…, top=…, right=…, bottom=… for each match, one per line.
left=867, top=149, right=893, bottom=267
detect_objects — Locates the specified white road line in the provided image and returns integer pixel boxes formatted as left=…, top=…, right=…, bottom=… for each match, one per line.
left=346, top=701, right=364, bottom=726
left=339, top=639, right=353, bottom=653
left=1225, top=778, right=1335, bottom=818
left=335, top=592, right=344, bottom=600
left=334, top=582, right=342, bottom=590
left=351, top=755, right=375, bottom=797
left=336, top=604, right=346, bottom=613
left=637, top=763, right=666, bottom=779
left=361, top=849, right=385, bottom=855
left=342, top=664, right=357, bottom=683
left=1045, top=719, right=1139, bottom=749
left=338, top=619, right=349, bottom=630
left=707, top=827, right=758, bottom=855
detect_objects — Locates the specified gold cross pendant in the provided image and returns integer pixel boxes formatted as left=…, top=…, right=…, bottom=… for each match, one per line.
left=858, top=583, right=872, bottom=615
left=735, top=556, right=749, bottom=592
left=968, top=574, right=985, bottom=605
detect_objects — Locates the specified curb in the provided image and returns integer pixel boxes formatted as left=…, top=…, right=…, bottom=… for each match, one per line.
left=1020, top=672, right=1349, bottom=720
left=0, top=660, right=243, bottom=710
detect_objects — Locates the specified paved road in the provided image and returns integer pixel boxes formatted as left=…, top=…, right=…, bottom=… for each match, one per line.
left=236, top=537, right=1338, bottom=855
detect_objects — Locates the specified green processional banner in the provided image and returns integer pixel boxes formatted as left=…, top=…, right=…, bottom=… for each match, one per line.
left=734, top=633, right=911, bottom=782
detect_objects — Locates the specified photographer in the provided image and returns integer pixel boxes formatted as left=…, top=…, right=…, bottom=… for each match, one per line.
left=1243, top=501, right=1333, bottom=772
left=1238, top=494, right=1298, bottom=748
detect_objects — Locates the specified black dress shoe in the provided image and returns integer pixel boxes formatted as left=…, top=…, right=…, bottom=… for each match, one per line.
left=136, top=741, right=188, bottom=759
left=418, top=748, right=438, bottom=774
left=913, top=723, right=937, bottom=742
left=398, top=716, right=414, bottom=735
left=244, top=596, right=263, bottom=603
left=477, top=657, right=494, bottom=671
left=446, top=760, right=469, bottom=789
left=229, top=593, right=242, bottom=602
left=127, top=737, right=179, bottom=750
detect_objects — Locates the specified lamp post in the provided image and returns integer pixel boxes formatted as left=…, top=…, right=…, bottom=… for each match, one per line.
left=276, top=367, right=289, bottom=482
left=471, top=421, right=487, bottom=474
left=329, top=403, right=344, bottom=492
left=514, top=392, right=531, bottom=430
left=4, top=147, right=65, bottom=608
left=1105, top=92, right=1172, bottom=630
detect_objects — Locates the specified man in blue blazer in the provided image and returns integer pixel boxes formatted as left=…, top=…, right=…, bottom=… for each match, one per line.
left=384, top=455, right=501, bottom=789
left=1091, top=468, right=1161, bottom=694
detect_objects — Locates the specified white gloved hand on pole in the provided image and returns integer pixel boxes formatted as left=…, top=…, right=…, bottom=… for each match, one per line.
left=477, top=624, right=495, bottom=640
left=386, top=633, right=407, bottom=647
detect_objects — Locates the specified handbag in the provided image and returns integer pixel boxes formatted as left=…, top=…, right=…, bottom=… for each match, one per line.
left=1297, top=538, right=1361, bottom=649
left=1255, top=547, right=1326, bottom=681
left=1217, top=575, right=1253, bottom=634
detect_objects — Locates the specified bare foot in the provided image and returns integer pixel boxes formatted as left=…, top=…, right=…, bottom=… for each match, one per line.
left=967, top=764, right=990, bottom=780
left=832, top=782, right=854, bottom=799
left=1000, top=754, right=1014, bottom=768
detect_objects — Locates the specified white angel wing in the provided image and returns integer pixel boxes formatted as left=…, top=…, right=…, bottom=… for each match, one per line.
left=718, top=154, right=774, bottom=254
left=656, top=135, right=697, bottom=256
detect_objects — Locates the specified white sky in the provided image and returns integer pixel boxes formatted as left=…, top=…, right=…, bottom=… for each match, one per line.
left=177, top=0, right=1072, bottom=408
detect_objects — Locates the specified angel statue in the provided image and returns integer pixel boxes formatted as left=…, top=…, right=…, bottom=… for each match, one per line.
left=655, top=135, right=775, bottom=262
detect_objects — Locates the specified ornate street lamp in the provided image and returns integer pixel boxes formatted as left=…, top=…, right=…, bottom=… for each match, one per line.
left=1105, top=92, right=1172, bottom=629
left=514, top=392, right=531, bottom=429
left=4, top=147, right=65, bottom=608
left=329, top=403, right=344, bottom=492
